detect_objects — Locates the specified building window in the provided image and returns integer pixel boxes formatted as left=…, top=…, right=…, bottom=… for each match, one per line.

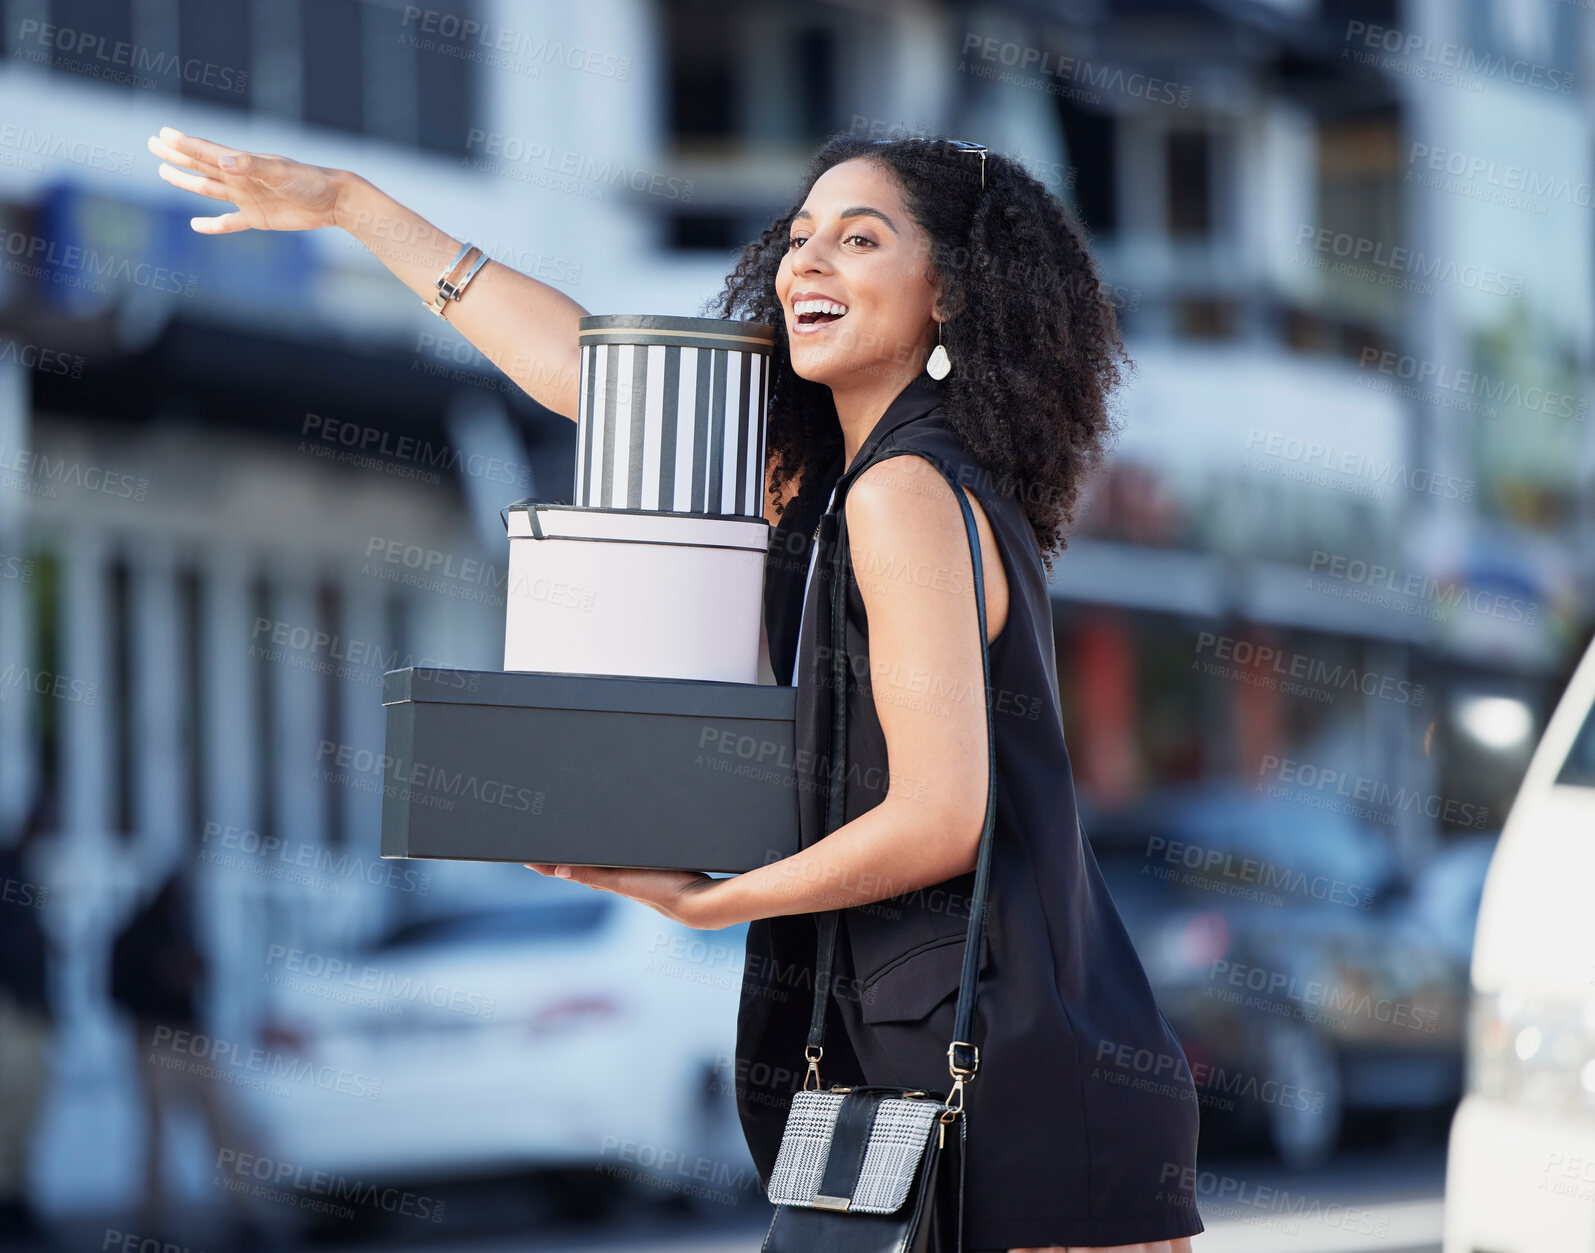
left=1058, top=99, right=1117, bottom=235
left=178, top=0, right=252, bottom=110
left=791, top=24, right=838, bottom=146
left=301, top=0, right=477, bottom=154
left=1315, top=110, right=1402, bottom=325
left=666, top=0, right=738, bottom=145
left=30, top=0, right=478, bottom=154
left=42, top=0, right=135, bottom=84
left=109, top=555, right=132, bottom=836
left=665, top=209, right=765, bottom=253
left=412, top=7, right=474, bottom=153
left=179, top=566, right=205, bottom=844
left=1165, top=129, right=1212, bottom=238
left=251, top=574, right=276, bottom=847
left=29, top=551, right=63, bottom=837
left=300, top=0, right=363, bottom=134
left=1173, top=297, right=1237, bottom=339
left=662, top=0, right=856, bottom=252
left=317, top=579, right=343, bottom=847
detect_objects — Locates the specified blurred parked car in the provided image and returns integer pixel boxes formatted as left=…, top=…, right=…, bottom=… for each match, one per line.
left=240, top=883, right=757, bottom=1206
left=1444, top=634, right=1595, bottom=1253
left=1084, top=783, right=1493, bottom=1168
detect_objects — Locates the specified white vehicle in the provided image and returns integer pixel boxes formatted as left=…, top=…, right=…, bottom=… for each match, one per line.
left=239, top=886, right=759, bottom=1208
left=1444, top=633, right=1595, bottom=1252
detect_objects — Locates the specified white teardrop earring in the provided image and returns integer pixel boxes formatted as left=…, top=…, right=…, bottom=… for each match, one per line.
left=926, top=319, right=951, bottom=380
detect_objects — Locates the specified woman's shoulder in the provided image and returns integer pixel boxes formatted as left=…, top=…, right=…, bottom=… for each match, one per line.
left=868, top=407, right=1048, bottom=598
left=873, top=407, right=1013, bottom=515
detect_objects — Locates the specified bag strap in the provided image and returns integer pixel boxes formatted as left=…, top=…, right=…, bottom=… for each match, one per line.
left=801, top=447, right=996, bottom=1115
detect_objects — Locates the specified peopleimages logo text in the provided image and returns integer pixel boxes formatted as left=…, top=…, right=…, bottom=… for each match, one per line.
left=299, top=414, right=535, bottom=488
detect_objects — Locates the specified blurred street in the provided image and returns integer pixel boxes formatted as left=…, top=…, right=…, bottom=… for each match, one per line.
left=36, top=1146, right=1448, bottom=1253
left=3, top=0, right=1594, bottom=1250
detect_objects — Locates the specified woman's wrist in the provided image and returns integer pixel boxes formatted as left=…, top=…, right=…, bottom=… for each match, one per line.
left=330, top=168, right=372, bottom=235
left=683, top=876, right=744, bottom=930
left=695, top=860, right=810, bottom=927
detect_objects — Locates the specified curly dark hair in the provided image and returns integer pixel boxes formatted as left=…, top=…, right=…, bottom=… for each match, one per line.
left=700, top=131, right=1131, bottom=573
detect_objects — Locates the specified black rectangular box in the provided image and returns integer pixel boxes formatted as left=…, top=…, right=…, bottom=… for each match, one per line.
left=378, top=667, right=802, bottom=872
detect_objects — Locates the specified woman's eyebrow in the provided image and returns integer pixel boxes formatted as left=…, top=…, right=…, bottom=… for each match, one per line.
left=791, top=206, right=899, bottom=234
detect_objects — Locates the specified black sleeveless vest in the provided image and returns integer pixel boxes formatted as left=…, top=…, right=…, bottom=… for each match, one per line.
left=736, top=374, right=1205, bottom=1247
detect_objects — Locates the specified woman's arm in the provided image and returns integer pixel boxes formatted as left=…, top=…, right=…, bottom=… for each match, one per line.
left=696, top=452, right=1011, bottom=926
left=146, top=126, right=587, bottom=421
left=527, top=455, right=1012, bottom=928
left=333, top=174, right=586, bottom=419
left=528, top=452, right=995, bottom=926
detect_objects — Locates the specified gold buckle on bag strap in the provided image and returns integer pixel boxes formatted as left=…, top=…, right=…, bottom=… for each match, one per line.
left=940, top=1040, right=978, bottom=1125
left=802, top=1044, right=823, bottom=1091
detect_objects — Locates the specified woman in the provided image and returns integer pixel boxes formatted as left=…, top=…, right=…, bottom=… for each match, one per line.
left=147, top=124, right=1203, bottom=1252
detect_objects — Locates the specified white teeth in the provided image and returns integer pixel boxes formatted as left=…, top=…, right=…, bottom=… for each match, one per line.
left=794, top=299, right=848, bottom=317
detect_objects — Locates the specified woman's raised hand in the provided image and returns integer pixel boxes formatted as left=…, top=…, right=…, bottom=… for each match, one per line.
left=146, top=125, right=350, bottom=234
left=144, top=124, right=589, bottom=419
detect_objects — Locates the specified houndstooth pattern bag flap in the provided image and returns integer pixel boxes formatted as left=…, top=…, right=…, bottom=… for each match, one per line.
left=766, top=1088, right=942, bottom=1214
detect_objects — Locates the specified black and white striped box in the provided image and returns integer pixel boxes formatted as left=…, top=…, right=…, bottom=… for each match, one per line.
left=573, top=314, right=776, bottom=518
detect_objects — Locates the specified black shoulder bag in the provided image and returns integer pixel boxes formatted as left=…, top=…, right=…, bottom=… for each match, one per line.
left=761, top=449, right=996, bottom=1253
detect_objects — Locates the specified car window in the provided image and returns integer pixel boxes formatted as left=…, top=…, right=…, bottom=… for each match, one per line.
left=1186, top=803, right=1399, bottom=891
left=1555, top=700, right=1595, bottom=788
left=1084, top=791, right=1402, bottom=909
left=372, top=899, right=614, bottom=951
left=1405, top=841, right=1494, bottom=956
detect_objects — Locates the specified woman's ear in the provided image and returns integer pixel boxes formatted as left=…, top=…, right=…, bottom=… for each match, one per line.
left=932, top=287, right=966, bottom=322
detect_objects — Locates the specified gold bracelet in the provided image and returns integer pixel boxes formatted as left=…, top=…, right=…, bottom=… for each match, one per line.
left=426, top=242, right=490, bottom=319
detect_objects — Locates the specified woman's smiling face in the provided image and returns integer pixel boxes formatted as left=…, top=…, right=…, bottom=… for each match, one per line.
left=775, top=157, right=942, bottom=388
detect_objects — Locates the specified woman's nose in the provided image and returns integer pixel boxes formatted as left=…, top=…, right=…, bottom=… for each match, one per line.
left=796, top=240, right=833, bottom=273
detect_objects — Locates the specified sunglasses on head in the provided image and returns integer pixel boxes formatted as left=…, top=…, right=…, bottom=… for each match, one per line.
left=869, top=136, right=988, bottom=189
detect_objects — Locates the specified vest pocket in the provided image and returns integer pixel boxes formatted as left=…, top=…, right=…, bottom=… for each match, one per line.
left=858, top=930, right=991, bottom=1025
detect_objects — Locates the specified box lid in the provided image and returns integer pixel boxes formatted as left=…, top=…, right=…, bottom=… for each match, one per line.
left=502, top=500, right=769, bottom=549
left=576, top=314, right=774, bottom=354
left=382, top=667, right=796, bottom=717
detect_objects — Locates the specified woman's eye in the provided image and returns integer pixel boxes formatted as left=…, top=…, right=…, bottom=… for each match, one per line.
left=786, top=234, right=873, bottom=250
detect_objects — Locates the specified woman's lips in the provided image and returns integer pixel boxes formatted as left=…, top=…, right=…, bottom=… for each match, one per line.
left=790, top=310, right=847, bottom=336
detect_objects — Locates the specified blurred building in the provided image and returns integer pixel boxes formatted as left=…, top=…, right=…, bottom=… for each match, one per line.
left=1044, top=0, right=1594, bottom=858
left=0, top=0, right=1590, bottom=1218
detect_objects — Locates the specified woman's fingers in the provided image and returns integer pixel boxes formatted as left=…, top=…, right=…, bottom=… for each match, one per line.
left=149, top=128, right=340, bottom=234
left=154, top=160, right=231, bottom=201
left=155, top=125, right=243, bottom=175
left=147, top=128, right=224, bottom=177
left=188, top=210, right=250, bottom=235
left=150, top=128, right=267, bottom=234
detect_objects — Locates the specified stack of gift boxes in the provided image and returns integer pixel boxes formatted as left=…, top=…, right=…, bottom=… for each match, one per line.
left=379, top=315, right=802, bottom=872
left=502, top=314, right=775, bottom=682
